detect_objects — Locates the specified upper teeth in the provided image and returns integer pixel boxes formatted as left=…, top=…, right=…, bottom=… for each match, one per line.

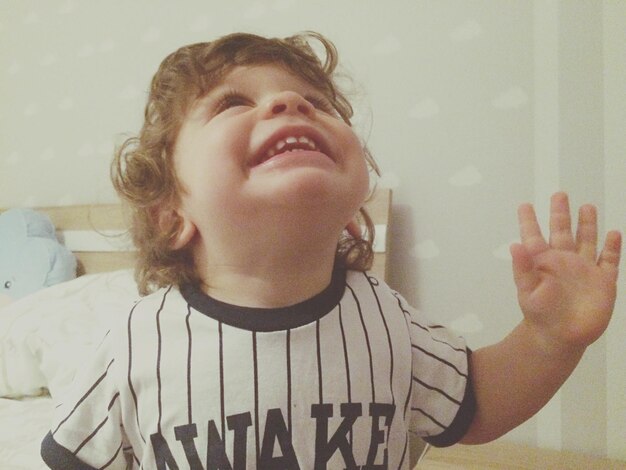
left=265, top=135, right=319, bottom=160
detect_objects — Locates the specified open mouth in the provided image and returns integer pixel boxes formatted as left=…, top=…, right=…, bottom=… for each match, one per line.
left=253, top=129, right=332, bottom=167
left=263, top=135, right=318, bottom=160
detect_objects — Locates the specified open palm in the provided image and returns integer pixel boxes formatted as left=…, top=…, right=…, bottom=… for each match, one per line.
left=510, top=192, right=622, bottom=351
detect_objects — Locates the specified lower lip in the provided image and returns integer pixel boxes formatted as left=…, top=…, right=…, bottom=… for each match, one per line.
left=252, top=150, right=335, bottom=171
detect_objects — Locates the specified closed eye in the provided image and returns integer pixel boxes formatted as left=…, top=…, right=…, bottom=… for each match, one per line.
left=305, top=95, right=337, bottom=115
left=213, top=91, right=253, bottom=115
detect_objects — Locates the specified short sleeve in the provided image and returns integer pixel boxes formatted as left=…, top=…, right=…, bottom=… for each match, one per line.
left=400, top=296, right=476, bottom=447
left=40, top=330, right=129, bottom=469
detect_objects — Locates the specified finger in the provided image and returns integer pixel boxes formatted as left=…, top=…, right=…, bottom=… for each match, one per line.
left=518, top=203, right=549, bottom=256
left=575, top=204, right=598, bottom=261
left=510, top=243, right=541, bottom=293
left=598, top=230, right=622, bottom=281
left=549, top=192, right=575, bottom=250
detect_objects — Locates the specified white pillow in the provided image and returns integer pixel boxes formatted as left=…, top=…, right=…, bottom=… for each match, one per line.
left=0, top=270, right=139, bottom=399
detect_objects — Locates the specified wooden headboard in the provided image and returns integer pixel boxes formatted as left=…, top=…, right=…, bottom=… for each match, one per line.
left=365, top=188, right=392, bottom=280
left=35, top=204, right=134, bottom=276
left=15, top=188, right=392, bottom=280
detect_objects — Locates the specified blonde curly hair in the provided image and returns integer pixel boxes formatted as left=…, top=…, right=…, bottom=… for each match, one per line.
left=111, top=32, right=378, bottom=295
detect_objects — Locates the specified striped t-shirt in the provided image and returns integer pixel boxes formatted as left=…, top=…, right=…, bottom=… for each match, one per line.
left=41, top=269, right=475, bottom=469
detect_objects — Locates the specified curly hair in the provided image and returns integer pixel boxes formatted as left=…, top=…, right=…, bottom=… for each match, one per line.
left=111, top=32, right=379, bottom=295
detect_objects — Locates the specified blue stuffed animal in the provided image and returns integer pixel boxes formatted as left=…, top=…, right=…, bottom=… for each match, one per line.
left=0, top=209, right=77, bottom=307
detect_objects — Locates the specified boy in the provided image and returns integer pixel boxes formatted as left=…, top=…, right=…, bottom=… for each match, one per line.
left=41, top=32, right=621, bottom=469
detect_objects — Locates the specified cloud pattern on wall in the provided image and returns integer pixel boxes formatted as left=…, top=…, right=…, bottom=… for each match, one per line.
left=448, top=165, right=483, bottom=187
left=492, top=86, right=529, bottom=109
left=2, top=3, right=533, bottom=343
left=409, top=98, right=440, bottom=120
left=372, top=35, right=403, bottom=56
left=450, top=19, right=484, bottom=42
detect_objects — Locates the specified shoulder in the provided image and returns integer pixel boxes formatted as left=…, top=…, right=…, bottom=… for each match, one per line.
left=342, top=270, right=412, bottom=323
left=124, top=285, right=187, bottom=321
left=345, top=269, right=386, bottom=289
left=344, top=270, right=402, bottom=304
left=345, top=270, right=468, bottom=349
left=103, top=285, right=189, bottom=348
left=134, top=284, right=186, bottom=308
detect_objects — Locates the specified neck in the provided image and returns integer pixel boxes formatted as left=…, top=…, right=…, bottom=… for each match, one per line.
left=195, top=221, right=342, bottom=308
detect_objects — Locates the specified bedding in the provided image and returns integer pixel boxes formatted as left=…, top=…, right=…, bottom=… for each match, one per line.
left=0, top=396, right=55, bottom=469
left=0, top=269, right=139, bottom=399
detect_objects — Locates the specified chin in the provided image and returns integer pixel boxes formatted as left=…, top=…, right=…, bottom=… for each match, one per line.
left=269, top=172, right=364, bottom=205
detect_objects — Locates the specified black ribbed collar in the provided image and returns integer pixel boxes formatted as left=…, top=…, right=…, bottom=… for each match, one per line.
left=180, top=268, right=346, bottom=332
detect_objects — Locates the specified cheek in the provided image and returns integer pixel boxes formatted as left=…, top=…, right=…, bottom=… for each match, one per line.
left=175, top=131, right=242, bottom=189
left=340, top=130, right=371, bottom=207
left=356, top=155, right=371, bottom=200
left=344, top=130, right=370, bottom=179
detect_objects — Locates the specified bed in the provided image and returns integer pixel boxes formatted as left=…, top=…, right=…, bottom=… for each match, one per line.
left=1, top=190, right=428, bottom=468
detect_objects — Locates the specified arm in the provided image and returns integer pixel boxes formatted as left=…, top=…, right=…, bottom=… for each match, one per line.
left=41, top=331, right=129, bottom=469
left=461, top=192, right=622, bottom=444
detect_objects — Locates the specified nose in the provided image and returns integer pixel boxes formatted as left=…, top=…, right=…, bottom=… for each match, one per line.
left=264, top=91, right=314, bottom=118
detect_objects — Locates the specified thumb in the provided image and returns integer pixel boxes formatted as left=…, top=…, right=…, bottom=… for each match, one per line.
left=510, top=243, right=540, bottom=294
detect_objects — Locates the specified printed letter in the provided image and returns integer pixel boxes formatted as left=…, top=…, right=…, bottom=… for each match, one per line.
left=174, top=423, right=204, bottom=470
left=151, top=432, right=180, bottom=470
left=226, top=412, right=252, bottom=470
left=258, top=408, right=300, bottom=469
left=363, top=403, right=395, bottom=470
left=311, top=403, right=361, bottom=470
left=207, top=420, right=233, bottom=470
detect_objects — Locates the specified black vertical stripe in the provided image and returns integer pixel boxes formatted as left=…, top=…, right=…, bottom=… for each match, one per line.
left=347, top=284, right=376, bottom=403
left=126, top=302, right=145, bottom=444
left=95, top=329, right=110, bottom=350
left=316, top=319, right=323, bottom=403
left=412, top=407, right=447, bottom=429
left=402, top=296, right=415, bottom=470
left=366, top=274, right=395, bottom=405
left=403, top=359, right=414, bottom=419
left=252, top=331, right=260, bottom=464
left=74, top=411, right=110, bottom=454
left=338, top=303, right=351, bottom=404
left=219, top=321, right=225, bottom=440
left=412, top=376, right=461, bottom=405
left=337, top=302, right=353, bottom=448
left=155, top=287, right=172, bottom=435
left=412, top=344, right=468, bottom=377
left=398, top=436, right=408, bottom=470
left=99, top=441, right=123, bottom=469
left=74, top=391, right=119, bottom=458
left=185, top=305, right=193, bottom=425
left=395, top=293, right=466, bottom=353
left=365, top=275, right=396, bottom=464
left=53, top=359, right=115, bottom=435
left=286, top=329, right=292, bottom=432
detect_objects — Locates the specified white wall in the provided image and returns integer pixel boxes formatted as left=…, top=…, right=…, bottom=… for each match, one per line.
left=1, top=0, right=624, bottom=459
left=603, top=0, right=626, bottom=460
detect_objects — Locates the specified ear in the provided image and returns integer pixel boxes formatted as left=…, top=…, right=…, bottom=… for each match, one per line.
left=345, top=219, right=362, bottom=239
left=157, top=207, right=197, bottom=250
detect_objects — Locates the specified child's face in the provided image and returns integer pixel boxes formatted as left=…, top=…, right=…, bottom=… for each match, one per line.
left=170, top=63, right=369, bottom=252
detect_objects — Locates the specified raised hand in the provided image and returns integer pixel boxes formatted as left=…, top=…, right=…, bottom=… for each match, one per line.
left=510, top=192, right=622, bottom=352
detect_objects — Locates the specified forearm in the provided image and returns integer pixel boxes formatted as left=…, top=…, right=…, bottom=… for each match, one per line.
left=460, top=320, right=584, bottom=444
